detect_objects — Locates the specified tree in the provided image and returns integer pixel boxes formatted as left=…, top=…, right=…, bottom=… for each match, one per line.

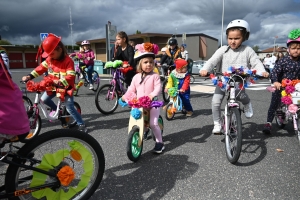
left=136, top=30, right=141, bottom=34
left=0, top=40, right=12, bottom=45
left=252, top=45, right=260, bottom=52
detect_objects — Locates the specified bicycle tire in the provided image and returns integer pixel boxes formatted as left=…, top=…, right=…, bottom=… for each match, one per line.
left=22, top=96, right=32, bottom=111
left=91, top=70, right=100, bottom=91
left=225, top=107, right=243, bottom=164
left=127, top=126, right=143, bottom=162
left=275, top=104, right=286, bottom=129
left=95, top=84, right=119, bottom=115
left=190, top=75, right=195, bottom=84
left=165, top=103, right=175, bottom=121
left=61, top=102, right=81, bottom=128
left=5, top=129, right=105, bottom=200
left=22, top=114, right=42, bottom=143
left=162, top=79, right=170, bottom=103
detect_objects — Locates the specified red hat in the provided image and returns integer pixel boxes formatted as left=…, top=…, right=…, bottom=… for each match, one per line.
left=42, top=33, right=61, bottom=58
left=175, top=59, right=188, bottom=70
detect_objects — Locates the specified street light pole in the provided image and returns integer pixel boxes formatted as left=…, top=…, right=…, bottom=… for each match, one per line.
left=221, top=0, right=225, bottom=46
left=273, top=36, right=278, bottom=53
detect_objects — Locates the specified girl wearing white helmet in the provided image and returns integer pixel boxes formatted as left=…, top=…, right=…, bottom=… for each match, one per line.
left=263, top=28, right=300, bottom=134
left=80, top=40, right=95, bottom=90
left=200, top=19, right=269, bottom=134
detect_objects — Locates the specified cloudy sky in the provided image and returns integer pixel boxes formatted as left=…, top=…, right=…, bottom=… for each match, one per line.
left=1, top=0, right=300, bottom=50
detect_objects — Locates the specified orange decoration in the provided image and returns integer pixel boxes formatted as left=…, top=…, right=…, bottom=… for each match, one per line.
left=170, top=107, right=177, bottom=113
left=57, top=165, right=75, bottom=186
left=144, top=42, right=153, bottom=52
left=70, top=150, right=82, bottom=161
left=292, top=79, right=300, bottom=86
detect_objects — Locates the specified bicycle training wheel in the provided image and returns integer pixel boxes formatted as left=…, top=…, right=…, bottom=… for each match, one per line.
left=165, top=103, right=175, bottom=121
left=275, top=104, right=286, bottom=129
left=61, top=102, right=81, bottom=128
left=127, top=126, right=143, bottom=162
left=95, top=84, right=119, bottom=115
left=5, top=129, right=105, bottom=200
left=162, top=79, right=170, bottom=103
left=91, top=70, right=100, bottom=91
left=225, top=107, right=243, bottom=164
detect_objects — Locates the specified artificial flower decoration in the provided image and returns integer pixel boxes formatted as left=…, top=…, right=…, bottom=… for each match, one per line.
left=281, top=90, right=287, bottom=97
left=138, top=96, right=152, bottom=108
left=135, top=42, right=159, bottom=55
left=151, top=101, right=163, bottom=108
left=288, top=29, right=300, bottom=40
left=281, top=96, right=292, bottom=105
left=280, top=79, right=300, bottom=105
left=167, top=87, right=178, bottom=97
left=285, top=85, right=295, bottom=94
left=131, top=108, right=142, bottom=119
left=128, top=98, right=140, bottom=108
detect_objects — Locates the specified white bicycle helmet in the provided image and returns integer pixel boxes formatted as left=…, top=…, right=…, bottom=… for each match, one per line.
left=226, top=19, right=250, bottom=41
left=81, top=40, right=90, bottom=45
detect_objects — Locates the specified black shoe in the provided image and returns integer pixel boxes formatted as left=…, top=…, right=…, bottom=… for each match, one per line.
left=68, top=121, right=77, bottom=129
left=143, top=129, right=149, bottom=140
left=78, top=124, right=88, bottom=133
left=153, top=142, right=165, bottom=154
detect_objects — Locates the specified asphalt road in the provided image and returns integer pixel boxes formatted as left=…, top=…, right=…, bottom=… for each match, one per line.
left=5, top=69, right=300, bottom=200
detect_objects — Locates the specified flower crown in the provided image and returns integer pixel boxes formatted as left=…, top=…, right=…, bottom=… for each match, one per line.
left=288, top=29, right=300, bottom=40
left=135, top=43, right=159, bottom=54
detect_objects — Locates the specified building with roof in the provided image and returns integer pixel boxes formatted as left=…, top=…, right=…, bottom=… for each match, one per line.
left=258, top=46, right=287, bottom=59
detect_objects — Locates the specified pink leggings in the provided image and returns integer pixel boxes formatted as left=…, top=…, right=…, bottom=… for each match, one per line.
left=149, top=107, right=163, bottom=143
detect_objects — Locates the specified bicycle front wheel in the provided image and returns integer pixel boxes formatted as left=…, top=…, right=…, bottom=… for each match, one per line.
left=190, top=75, right=195, bottom=84
left=22, top=96, right=32, bottom=111
left=225, top=107, right=243, bottom=164
left=5, top=129, right=105, bottom=200
left=95, top=84, right=118, bottom=115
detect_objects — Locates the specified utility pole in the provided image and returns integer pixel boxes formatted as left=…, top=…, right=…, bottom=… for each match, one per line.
left=68, top=7, right=74, bottom=50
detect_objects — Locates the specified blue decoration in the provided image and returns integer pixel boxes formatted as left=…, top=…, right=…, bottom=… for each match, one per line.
left=244, top=82, right=248, bottom=88
left=131, top=108, right=142, bottom=119
left=118, top=98, right=128, bottom=107
left=247, top=70, right=252, bottom=75
left=212, top=79, right=218, bottom=85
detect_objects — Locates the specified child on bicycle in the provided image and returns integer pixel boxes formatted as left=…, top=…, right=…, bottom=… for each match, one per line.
left=165, top=58, right=194, bottom=117
left=69, top=47, right=85, bottom=78
left=22, top=33, right=87, bottom=133
left=120, top=42, right=165, bottom=153
left=0, top=46, right=30, bottom=143
left=263, top=29, right=300, bottom=134
left=200, top=19, right=269, bottom=134
left=80, top=40, right=95, bottom=90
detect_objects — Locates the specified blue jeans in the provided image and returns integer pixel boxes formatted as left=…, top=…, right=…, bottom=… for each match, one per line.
left=41, top=92, right=84, bottom=125
left=86, top=65, right=94, bottom=84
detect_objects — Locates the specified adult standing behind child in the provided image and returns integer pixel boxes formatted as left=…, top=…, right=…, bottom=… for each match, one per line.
left=120, top=42, right=165, bottom=153
left=165, top=58, right=193, bottom=117
left=22, top=33, right=87, bottom=133
left=200, top=19, right=269, bottom=134
left=263, top=29, right=300, bottom=134
left=80, top=40, right=95, bottom=90
left=114, top=31, right=135, bottom=86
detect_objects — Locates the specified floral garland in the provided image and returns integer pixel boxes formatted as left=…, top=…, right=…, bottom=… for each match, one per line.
left=281, top=79, right=300, bottom=105
left=126, top=96, right=163, bottom=120
left=210, top=66, right=257, bottom=91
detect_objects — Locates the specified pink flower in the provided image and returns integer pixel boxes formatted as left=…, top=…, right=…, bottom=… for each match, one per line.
left=281, top=96, right=292, bottom=105
left=135, top=44, right=144, bottom=53
left=153, top=44, right=159, bottom=54
left=138, top=96, right=152, bottom=108
left=285, top=79, right=292, bottom=86
left=285, top=85, right=295, bottom=94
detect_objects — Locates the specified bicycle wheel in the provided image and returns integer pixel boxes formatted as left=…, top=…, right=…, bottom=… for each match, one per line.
left=91, top=70, right=100, bottom=91
left=127, top=126, right=143, bottom=162
left=165, top=103, right=175, bottom=121
left=22, top=114, right=42, bottom=142
left=275, top=104, right=286, bottom=129
left=162, top=79, right=170, bottom=103
left=61, top=102, right=81, bottom=128
left=151, top=115, right=164, bottom=141
left=95, top=84, right=119, bottom=115
left=190, top=75, right=195, bottom=84
left=225, top=107, right=243, bottom=164
left=5, top=129, right=105, bottom=200
left=22, top=96, right=32, bottom=111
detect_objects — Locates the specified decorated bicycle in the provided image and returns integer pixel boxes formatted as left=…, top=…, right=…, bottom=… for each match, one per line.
left=209, top=66, right=262, bottom=163
left=267, top=79, right=300, bottom=144
left=95, top=60, right=127, bottom=114
left=119, top=95, right=164, bottom=162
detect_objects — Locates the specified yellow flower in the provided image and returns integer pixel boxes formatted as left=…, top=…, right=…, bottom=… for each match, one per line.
left=281, top=90, right=287, bottom=96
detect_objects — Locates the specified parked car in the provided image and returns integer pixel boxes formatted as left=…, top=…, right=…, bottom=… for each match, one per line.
left=192, top=60, right=207, bottom=74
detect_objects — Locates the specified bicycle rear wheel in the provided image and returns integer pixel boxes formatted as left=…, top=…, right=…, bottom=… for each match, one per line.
left=5, top=129, right=105, bottom=200
left=91, top=70, right=100, bottom=91
left=162, top=79, right=170, bottom=103
left=22, top=96, right=32, bottom=111
left=190, top=75, right=195, bottom=84
left=95, top=84, right=119, bottom=115
left=225, top=107, right=243, bottom=164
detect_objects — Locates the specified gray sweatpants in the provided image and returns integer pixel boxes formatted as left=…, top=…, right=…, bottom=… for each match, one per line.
left=212, top=85, right=250, bottom=123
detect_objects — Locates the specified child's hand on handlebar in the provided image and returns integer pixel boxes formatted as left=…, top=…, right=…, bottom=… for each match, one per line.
left=179, top=89, right=185, bottom=93
left=200, top=70, right=208, bottom=77
left=273, top=82, right=281, bottom=90
left=262, top=71, right=269, bottom=78
left=22, top=76, right=30, bottom=82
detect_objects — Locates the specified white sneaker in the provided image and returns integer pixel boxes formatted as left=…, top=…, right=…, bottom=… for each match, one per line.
left=244, top=102, right=253, bottom=119
left=212, top=123, right=222, bottom=134
left=79, top=74, right=84, bottom=79
left=89, top=84, right=94, bottom=90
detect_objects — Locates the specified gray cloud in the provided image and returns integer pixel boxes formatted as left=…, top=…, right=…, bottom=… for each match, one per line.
left=0, top=0, right=299, bottom=50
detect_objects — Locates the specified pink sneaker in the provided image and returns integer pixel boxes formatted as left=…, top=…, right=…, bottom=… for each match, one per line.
left=49, top=111, right=55, bottom=122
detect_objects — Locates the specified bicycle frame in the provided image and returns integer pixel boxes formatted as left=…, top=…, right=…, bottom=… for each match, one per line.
left=107, top=68, right=125, bottom=99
